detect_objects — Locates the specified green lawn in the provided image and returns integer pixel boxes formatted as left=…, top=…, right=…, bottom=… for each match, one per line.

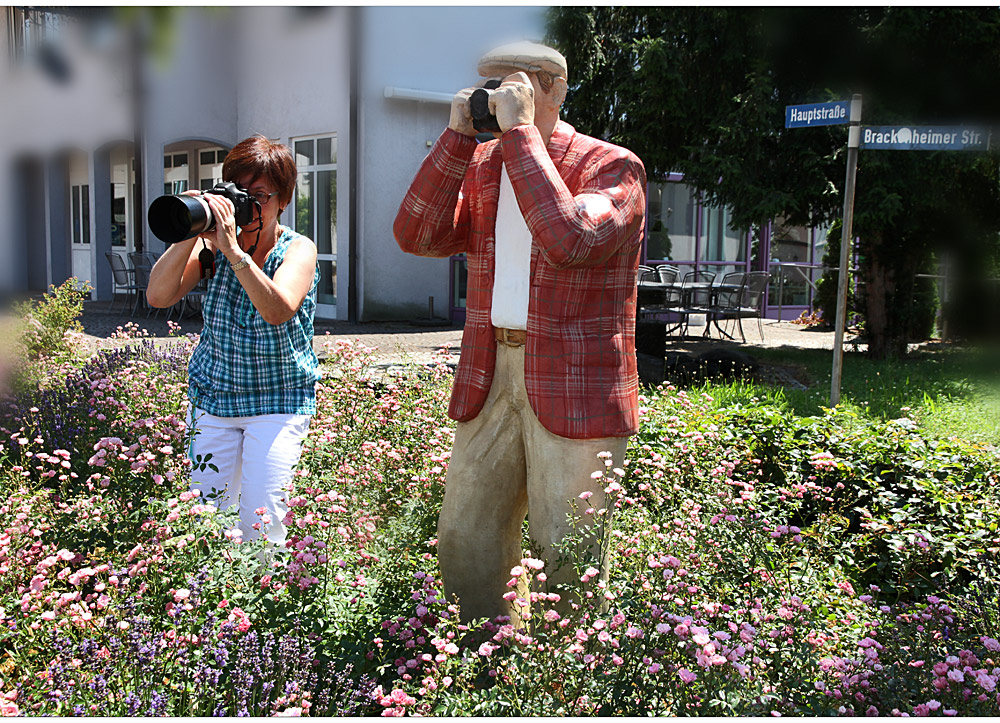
left=694, top=344, right=1000, bottom=446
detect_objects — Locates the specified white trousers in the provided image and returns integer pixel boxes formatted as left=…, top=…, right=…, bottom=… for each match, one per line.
left=187, top=407, right=311, bottom=545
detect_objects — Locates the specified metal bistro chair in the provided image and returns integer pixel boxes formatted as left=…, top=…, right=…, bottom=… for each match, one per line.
left=704, top=271, right=747, bottom=340
left=637, top=265, right=680, bottom=318
left=711, top=271, right=770, bottom=343
left=674, top=270, right=716, bottom=337
left=127, top=252, right=158, bottom=318
left=169, top=278, right=207, bottom=322
left=656, top=264, right=680, bottom=284
left=105, top=252, right=141, bottom=316
left=637, top=264, right=657, bottom=284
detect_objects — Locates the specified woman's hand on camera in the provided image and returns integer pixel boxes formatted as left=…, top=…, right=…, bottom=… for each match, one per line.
left=202, top=193, right=240, bottom=259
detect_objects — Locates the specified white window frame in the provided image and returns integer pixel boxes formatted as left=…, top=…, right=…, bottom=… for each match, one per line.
left=289, top=133, right=338, bottom=319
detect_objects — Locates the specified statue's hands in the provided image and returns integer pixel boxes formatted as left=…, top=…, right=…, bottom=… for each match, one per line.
left=449, top=82, right=486, bottom=138
left=488, top=71, right=535, bottom=133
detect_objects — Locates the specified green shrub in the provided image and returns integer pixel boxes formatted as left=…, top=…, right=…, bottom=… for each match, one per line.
left=13, top=279, right=91, bottom=365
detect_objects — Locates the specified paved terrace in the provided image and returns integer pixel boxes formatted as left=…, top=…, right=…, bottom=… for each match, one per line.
left=75, top=300, right=856, bottom=366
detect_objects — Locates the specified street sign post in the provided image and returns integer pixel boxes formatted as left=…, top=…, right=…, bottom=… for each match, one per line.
left=784, top=101, right=993, bottom=406
left=830, top=95, right=863, bottom=407
left=784, top=96, right=859, bottom=407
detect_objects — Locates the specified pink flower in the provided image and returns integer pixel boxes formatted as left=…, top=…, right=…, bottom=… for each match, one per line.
left=975, top=671, right=996, bottom=692
left=678, top=668, right=697, bottom=683
left=389, top=689, right=415, bottom=706
left=1, top=701, right=19, bottom=717
left=274, top=707, right=302, bottom=717
left=173, top=588, right=191, bottom=602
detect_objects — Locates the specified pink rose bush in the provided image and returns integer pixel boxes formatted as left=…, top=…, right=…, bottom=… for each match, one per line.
left=1, top=294, right=999, bottom=715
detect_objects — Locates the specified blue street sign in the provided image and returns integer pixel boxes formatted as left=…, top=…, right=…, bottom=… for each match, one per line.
left=860, top=126, right=991, bottom=151
left=785, top=101, right=850, bottom=128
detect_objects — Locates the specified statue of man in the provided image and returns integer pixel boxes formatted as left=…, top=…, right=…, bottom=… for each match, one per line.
left=394, top=41, right=647, bottom=623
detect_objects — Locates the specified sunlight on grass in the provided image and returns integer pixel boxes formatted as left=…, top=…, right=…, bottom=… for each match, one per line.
left=695, top=344, right=1000, bottom=446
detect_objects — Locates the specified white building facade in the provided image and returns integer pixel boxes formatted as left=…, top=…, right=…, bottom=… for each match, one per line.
left=1, top=6, right=547, bottom=321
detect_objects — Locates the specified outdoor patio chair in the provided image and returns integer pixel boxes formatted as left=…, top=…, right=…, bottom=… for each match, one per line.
left=705, top=271, right=747, bottom=340
left=105, top=252, right=141, bottom=316
left=673, top=270, right=716, bottom=337
left=710, top=271, right=770, bottom=343
left=168, top=279, right=207, bottom=322
left=656, top=265, right=679, bottom=284
left=638, top=264, right=683, bottom=324
left=127, top=252, right=157, bottom=318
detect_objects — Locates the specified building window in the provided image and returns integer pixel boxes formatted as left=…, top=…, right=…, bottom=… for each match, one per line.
left=452, top=255, right=467, bottom=309
left=163, top=155, right=173, bottom=169
left=647, top=181, right=697, bottom=262
left=292, top=135, right=337, bottom=308
left=198, top=145, right=225, bottom=191
left=172, top=153, right=188, bottom=168
left=701, top=203, right=746, bottom=264
left=7, top=7, right=26, bottom=65
left=71, top=184, right=90, bottom=244
left=111, top=182, right=126, bottom=247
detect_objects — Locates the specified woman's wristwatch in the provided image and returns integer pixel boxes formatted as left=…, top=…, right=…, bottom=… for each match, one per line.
left=231, top=252, right=252, bottom=273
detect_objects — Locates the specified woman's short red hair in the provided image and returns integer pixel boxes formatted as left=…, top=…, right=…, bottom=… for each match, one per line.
left=222, top=135, right=296, bottom=210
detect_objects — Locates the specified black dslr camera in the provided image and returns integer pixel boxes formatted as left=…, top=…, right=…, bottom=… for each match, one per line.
left=469, top=78, right=503, bottom=133
left=147, top=182, right=260, bottom=245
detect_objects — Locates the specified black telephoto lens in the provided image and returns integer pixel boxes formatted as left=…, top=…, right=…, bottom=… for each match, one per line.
left=147, top=194, right=214, bottom=244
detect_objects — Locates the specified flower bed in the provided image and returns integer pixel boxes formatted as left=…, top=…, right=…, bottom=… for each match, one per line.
left=1, top=291, right=999, bottom=716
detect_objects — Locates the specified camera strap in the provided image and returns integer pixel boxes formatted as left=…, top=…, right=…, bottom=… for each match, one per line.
left=245, top=203, right=263, bottom=257
left=198, top=238, right=215, bottom=280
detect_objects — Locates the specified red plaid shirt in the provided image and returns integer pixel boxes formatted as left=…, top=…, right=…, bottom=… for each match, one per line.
left=394, top=121, right=647, bottom=439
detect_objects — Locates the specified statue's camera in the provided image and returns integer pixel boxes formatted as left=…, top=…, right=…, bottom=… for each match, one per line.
left=469, top=78, right=503, bottom=133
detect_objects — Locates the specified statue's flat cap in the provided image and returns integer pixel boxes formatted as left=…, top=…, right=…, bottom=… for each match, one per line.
left=478, top=41, right=567, bottom=80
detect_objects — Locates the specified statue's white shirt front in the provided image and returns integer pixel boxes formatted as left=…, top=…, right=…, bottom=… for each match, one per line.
left=490, top=162, right=532, bottom=330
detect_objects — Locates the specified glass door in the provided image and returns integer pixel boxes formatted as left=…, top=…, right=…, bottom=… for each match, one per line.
left=70, top=182, right=92, bottom=291
left=291, top=135, right=337, bottom=319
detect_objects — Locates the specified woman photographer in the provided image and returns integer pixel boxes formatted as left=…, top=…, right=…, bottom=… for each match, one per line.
left=147, top=135, right=320, bottom=547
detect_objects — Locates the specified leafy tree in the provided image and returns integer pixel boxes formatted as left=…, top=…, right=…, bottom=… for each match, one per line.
left=547, top=7, right=1000, bottom=358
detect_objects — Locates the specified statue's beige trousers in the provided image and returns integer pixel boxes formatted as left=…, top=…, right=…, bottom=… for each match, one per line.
left=437, top=342, right=628, bottom=624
